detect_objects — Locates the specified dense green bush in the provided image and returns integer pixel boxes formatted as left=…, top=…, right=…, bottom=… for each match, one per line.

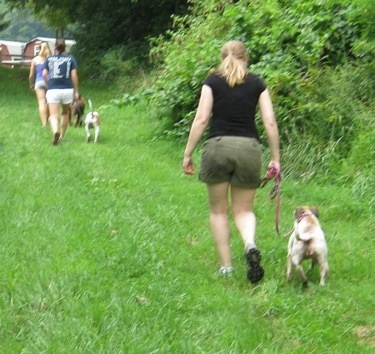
left=145, top=0, right=374, bottom=184
left=73, top=41, right=151, bottom=85
left=148, top=0, right=369, bottom=134
left=340, top=95, right=375, bottom=201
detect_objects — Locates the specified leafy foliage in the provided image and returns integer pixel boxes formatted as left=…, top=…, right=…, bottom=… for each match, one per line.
left=0, top=3, right=54, bottom=40
left=2, top=0, right=190, bottom=74
left=149, top=0, right=369, bottom=127
left=0, top=3, right=10, bottom=32
left=147, top=0, right=374, bottom=185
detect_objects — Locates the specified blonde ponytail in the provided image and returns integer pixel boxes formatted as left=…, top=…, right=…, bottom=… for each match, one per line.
left=39, top=42, right=52, bottom=60
left=218, top=41, right=249, bottom=87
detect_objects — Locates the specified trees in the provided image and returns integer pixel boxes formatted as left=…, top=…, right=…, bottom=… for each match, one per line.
left=0, top=2, right=55, bottom=40
left=0, top=2, right=10, bottom=32
left=2, top=0, right=189, bottom=72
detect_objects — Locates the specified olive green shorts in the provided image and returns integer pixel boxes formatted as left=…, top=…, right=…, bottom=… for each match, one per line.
left=198, top=136, right=262, bottom=189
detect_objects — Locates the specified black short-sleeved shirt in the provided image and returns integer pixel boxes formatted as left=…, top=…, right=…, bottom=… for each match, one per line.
left=203, top=72, right=267, bottom=142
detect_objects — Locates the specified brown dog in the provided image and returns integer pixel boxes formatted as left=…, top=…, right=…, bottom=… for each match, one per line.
left=286, top=206, right=329, bottom=287
left=69, top=95, right=86, bottom=127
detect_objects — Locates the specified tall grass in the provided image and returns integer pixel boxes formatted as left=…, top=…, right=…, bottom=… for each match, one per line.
left=0, top=67, right=374, bottom=353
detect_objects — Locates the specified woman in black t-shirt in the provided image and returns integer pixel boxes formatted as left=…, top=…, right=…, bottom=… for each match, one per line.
left=182, top=40, right=280, bottom=283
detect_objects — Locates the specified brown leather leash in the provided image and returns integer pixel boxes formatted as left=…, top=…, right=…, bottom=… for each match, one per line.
left=260, top=167, right=282, bottom=235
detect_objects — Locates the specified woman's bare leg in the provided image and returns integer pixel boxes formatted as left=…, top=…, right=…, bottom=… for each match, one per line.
left=35, top=89, right=48, bottom=126
left=231, top=186, right=257, bottom=250
left=60, top=104, right=70, bottom=139
left=231, top=186, right=264, bottom=283
left=48, top=102, right=60, bottom=144
left=206, top=182, right=232, bottom=269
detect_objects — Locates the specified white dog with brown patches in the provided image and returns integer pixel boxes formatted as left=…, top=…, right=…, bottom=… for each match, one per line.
left=85, top=99, right=100, bottom=143
left=287, top=206, right=329, bottom=287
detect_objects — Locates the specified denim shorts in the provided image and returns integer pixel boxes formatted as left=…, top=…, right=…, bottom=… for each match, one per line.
left=199, top=136, right=262, bottom=188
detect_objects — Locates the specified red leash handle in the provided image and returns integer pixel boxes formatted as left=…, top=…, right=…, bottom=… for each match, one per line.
left=259, top=166, right=279, bottom=187
left=274, top=173, right=281, bottom=235
left=265, top=166, right=280, bottom=180
left=260, top=166, right=282, bottom=235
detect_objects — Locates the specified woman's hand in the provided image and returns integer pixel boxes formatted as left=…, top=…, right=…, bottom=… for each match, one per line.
left=182, top=155, right=195, bottom=175
left=266, top=161, right=281, bottom=178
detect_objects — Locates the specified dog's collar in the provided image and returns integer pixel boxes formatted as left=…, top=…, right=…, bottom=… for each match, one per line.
left=297, top=212, right=312, bottom=223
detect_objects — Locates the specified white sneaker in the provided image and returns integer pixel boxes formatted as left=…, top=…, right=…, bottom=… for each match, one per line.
left=219, top=266, right=234, bottom=276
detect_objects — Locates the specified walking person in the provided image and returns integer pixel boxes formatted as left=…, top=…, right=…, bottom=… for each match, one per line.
left=42, top=38, right=80, bottom=145
left=182, top=40, right=280, bottom=283
left=28, top=42, right=51, bottom=127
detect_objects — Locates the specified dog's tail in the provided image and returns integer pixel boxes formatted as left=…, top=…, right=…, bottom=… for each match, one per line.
left=88, top=99, right=93, bottom=112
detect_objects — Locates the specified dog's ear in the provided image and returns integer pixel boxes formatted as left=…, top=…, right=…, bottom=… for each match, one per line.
left=309, top=206, right=319, bottom=218
left=294, top=207, right=305, bottom=219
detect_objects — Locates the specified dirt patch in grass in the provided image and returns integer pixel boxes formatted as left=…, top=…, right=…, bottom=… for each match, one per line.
left=354, top=325, right=375, bottom=348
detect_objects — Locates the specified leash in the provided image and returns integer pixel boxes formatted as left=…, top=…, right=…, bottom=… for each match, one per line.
left=260, top=166, right=282, bottom=235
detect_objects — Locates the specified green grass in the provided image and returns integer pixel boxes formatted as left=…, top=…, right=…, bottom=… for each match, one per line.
left=0, top=67, right=374, bottom=353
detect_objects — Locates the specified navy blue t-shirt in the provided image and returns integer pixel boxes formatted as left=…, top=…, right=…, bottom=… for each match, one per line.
left=203, top=72, right=267, bottom=141
left=43, top=54, right=77, bottom=89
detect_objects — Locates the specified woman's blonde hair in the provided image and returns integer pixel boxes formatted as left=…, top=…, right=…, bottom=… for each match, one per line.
left=218, top=40, right=249, bottom=87
left=39, top=42, right=51, bottom=60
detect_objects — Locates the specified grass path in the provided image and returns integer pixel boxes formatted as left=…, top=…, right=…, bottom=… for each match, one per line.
left=0, top=67, right=374, bottom=353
